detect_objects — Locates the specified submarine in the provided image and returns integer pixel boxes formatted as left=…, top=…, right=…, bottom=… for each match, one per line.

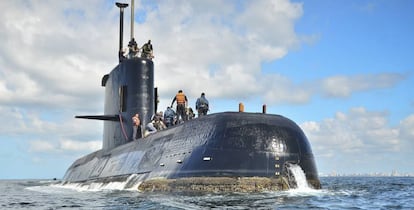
left=62, top=1, right=321, bottom=192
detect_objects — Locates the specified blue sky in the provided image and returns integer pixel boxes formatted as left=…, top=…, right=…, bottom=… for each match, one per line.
left=0, top=0, right=413, bottom=179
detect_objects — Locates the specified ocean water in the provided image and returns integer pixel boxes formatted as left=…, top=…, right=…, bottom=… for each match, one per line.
left=1, top=176, right=413, bottom=209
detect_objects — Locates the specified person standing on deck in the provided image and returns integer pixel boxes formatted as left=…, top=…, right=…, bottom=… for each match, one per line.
left=171, top=90, right=188, bottom=123
left=196, top=92, right=209, bottom=117
left=132, top=113, right=142, bottom=139
left=164, top=106, right=176, bottom=127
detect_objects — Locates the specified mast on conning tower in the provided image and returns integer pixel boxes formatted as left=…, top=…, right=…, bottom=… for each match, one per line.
left=130, top=0, right=134, bottom=40
left=116, top=2, right=128, bottom=63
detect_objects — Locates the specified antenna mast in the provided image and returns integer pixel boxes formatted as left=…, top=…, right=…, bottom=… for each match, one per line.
left=116, top=2, right=128, bottom=62
left=131, top=0, right=134, bottom=40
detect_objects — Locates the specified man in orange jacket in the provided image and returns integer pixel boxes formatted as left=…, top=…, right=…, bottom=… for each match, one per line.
left=171, top=90, right=188, bottom=122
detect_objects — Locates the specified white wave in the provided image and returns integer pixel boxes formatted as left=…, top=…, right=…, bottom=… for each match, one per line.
left=25, top=184, right=81, bottom=194
left=47, top=174, right=142, bottom=192
left=286, top=187, right=326, bottom=197
left=287, top=164, right=310, bottom=189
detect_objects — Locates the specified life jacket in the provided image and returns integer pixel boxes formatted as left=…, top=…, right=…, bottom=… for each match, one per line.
left=176, top=93, right=186, bottom=104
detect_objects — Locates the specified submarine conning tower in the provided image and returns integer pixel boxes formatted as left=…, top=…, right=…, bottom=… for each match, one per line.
left=72, top=2, right=157, bottom=152
left=101, top=58, right=154, bottom=151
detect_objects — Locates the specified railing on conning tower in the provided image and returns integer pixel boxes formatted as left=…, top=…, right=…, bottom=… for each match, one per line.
left=116, top=0, right=154, bottom=62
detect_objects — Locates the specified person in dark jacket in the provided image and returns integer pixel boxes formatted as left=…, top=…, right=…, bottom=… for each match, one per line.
left=141, top=40, right=153, bottom=59
left=195, top=92, right=209, bottom=117
left=164, top=106, right=176, bottom=127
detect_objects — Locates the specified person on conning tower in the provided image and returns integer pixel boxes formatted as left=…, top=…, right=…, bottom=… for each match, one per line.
left=171, top=90, right=188, bottom=123
left=141, top=40, right=153, bottom=59
left=128, top=38, right=139, bottom=58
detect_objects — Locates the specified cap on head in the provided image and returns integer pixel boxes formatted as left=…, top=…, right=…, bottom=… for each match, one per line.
left=178, top=90, right=183, bottom=93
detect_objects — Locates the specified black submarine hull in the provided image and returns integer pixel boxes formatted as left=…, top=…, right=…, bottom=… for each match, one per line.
left=63, top=111, right=320, bottom=191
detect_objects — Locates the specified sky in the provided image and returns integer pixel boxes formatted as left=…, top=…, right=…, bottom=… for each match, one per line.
left=0, top=0, right=413, bottom=179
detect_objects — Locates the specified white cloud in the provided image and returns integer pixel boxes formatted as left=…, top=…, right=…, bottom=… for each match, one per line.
left=144, top=0, right=305, bottom=101
left=261, top=74, right=313, bottom=105
left=321, top=73, right=405, bottom=98
left=59, top=139, right=101, bottom=152
left=0, top=106, right=101, bottom=137
left=302, top=107, right=401, bottom=153
left=0, top=0, right=114, bottom=110
left=256, top=72, right=406, bottom=105
left=0, top=0, right=305, bottom=113
left=400, top=114, right=414, bottom=148
left=28, top=139, right=101, bottom=153
left=1, top=0, right=406, bottom=112
left=301, top=107, right=413, bottom=173
left=29, top=140, right=55, bottom=153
